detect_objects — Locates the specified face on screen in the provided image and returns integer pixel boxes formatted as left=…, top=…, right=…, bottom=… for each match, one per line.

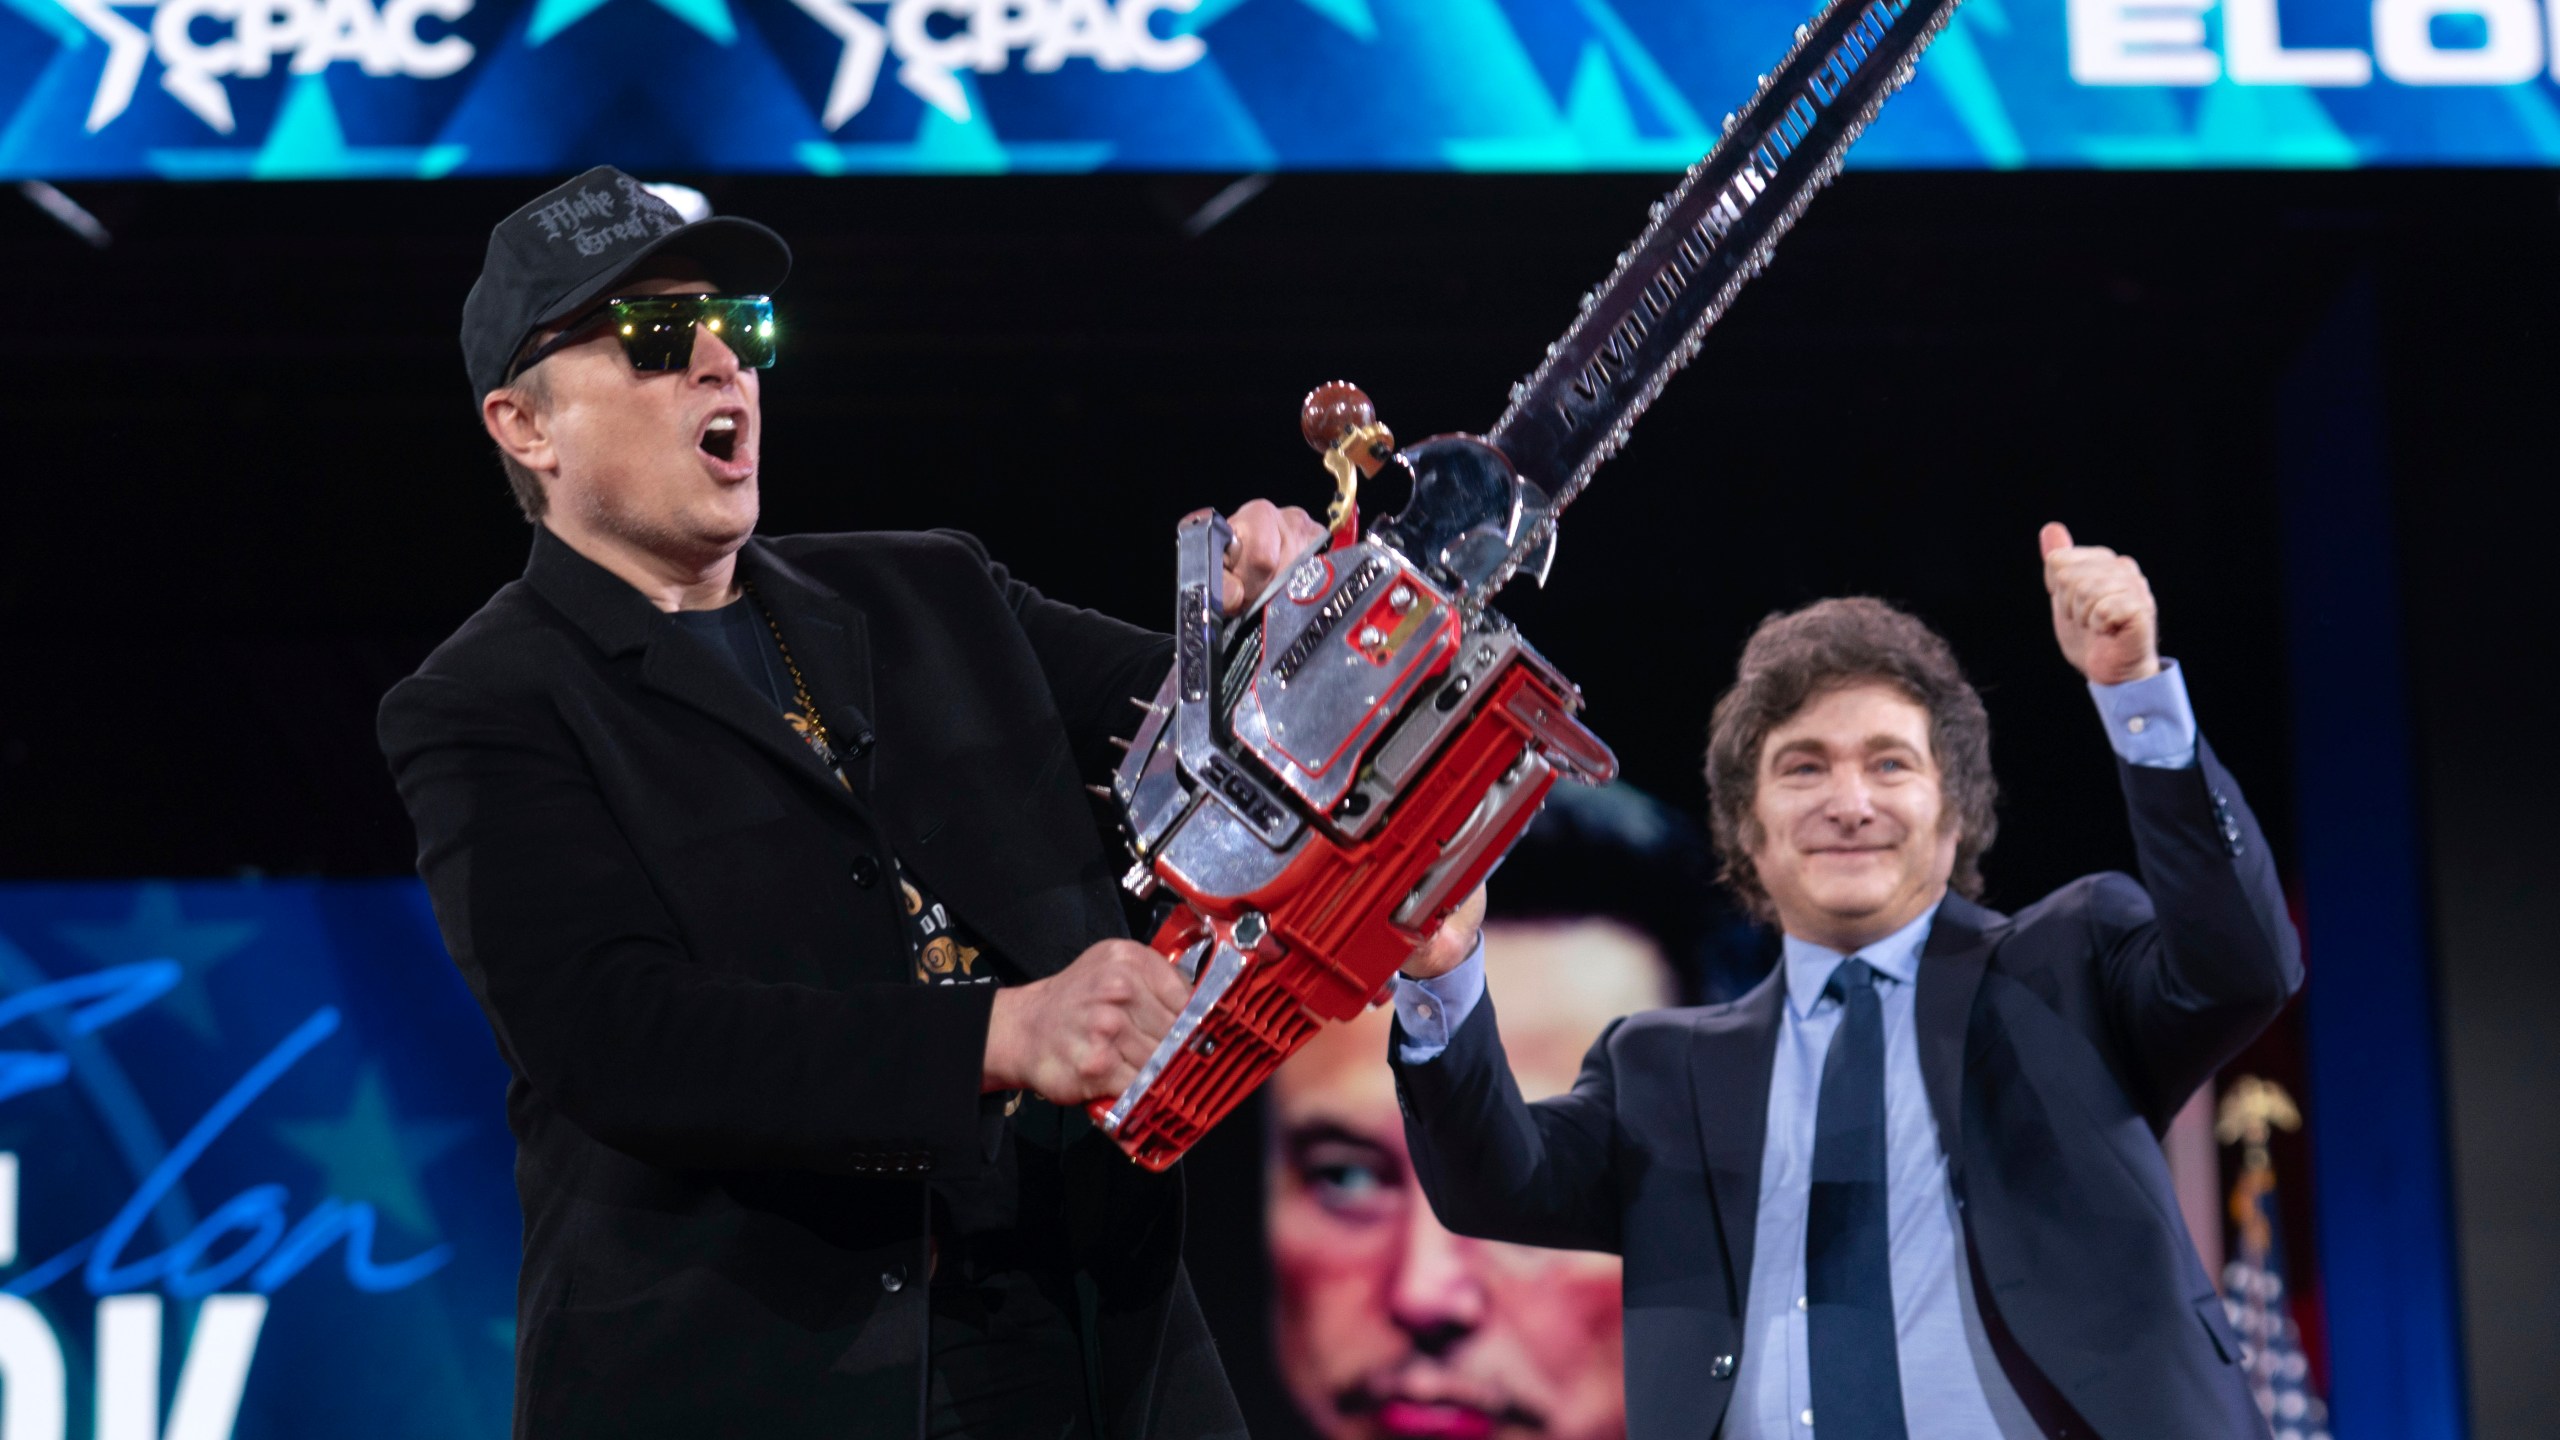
left=1267, top=919, right=1676, bottom=1440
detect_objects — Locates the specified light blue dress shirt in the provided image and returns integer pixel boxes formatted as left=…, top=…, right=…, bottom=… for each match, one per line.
left=1392, top=662, right=2200, bottom=1435
left=1725, top=906, right=2043, bottom=1438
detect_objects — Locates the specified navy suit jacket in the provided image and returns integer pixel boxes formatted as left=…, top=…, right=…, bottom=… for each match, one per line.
left=1393, top=744, right=2301, bottom=1440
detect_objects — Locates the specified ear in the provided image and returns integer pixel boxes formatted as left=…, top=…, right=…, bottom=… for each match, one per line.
left=483, top=385, right=558, bottom=479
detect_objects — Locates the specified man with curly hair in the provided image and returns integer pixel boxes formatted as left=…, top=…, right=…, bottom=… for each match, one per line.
left=1390, top=525, right=2299, bottom=1440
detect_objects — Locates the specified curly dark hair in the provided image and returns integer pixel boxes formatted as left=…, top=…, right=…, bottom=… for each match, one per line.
left=1703, top=597, right=1997, bottom=923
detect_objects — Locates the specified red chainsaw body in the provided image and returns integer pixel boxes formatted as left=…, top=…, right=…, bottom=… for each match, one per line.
left=1092, top=512, right=1614, bottom=1172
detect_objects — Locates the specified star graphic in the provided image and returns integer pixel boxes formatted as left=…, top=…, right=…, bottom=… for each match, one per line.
left=146, top=73, right=468, bottom=178
left=51, top=0, right=248, bottom=131
left=526, top=0, right=736, bottom=47
left=54, top=884, right=258, bottom=1046
left=798, top=69, right=1114, bottom=172
left=779, top=0, right=974, bottom=127
left=273, top=1065, right=472, bottom=1238
left=51, top=0, right=158, bottom=130
left=783, top=0, right=888, bottom=128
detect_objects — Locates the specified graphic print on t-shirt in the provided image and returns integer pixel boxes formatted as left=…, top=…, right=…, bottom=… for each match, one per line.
left=902, top=872, right=989, bottom=986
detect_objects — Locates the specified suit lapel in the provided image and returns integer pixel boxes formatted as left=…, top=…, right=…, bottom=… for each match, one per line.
left=1689, top=967, right=1785, bottom=1314
left=1915, top=894, right=2005, bottom=1168
left=734, top=542, right=880, bottom=800
left=1682, top=896, right=2008, bottom=1312
left=737, top=541, right=1068, bottom=982
left=522, top=527, right=872, bottom=818
left=638, top=627, right=866, bottom=812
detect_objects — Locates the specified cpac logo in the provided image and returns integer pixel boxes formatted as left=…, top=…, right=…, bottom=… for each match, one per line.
left=58, top=0, right=474, bottom=133
left=786, top=0, right=1206, bottom=128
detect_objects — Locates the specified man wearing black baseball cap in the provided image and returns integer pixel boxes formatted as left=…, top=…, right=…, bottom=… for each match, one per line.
left=381, top=166, right=1358, bottom=1440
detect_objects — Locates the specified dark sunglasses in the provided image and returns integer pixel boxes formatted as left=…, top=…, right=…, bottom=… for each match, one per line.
left=511, top=294, right=776, bottom=380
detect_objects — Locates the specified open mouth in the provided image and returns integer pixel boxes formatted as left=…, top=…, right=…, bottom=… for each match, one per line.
left=700, top=414, right=740, bottom=463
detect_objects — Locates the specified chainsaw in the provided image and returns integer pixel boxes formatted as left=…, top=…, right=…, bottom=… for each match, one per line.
left=1094, top=0, right=1965, bottom=1170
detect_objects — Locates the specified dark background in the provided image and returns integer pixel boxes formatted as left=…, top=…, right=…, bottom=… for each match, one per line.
left=1, top=167, right=2551, bottom=1434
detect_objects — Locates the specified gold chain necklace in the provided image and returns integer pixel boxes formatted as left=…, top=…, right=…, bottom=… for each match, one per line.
left=740, top=579, right=837, bottom=767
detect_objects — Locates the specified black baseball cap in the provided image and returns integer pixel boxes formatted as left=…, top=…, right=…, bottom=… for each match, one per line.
left=460, top=165, right=792, bottom=400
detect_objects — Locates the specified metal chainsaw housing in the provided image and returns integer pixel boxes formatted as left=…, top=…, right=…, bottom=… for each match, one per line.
left=1090, top=0, right=1970, bottom=1171
left=1096, top=491, right=1616, bottom=1172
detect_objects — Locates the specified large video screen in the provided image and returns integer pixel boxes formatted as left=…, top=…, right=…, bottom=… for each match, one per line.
left=0, top=766, right=1797, bottom=1439
left=0, top=881, right=518, bottom=1439
left=4, top=0, right=2558, bottom=178
left=0, top=817, right=1738, bottom=1440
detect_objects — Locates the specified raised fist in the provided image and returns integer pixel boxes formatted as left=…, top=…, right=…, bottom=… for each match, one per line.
left=2039, top=522, right=2160, bottom=687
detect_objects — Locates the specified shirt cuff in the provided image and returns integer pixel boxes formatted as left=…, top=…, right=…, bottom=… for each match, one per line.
left=1391, top=938, right=1487, bottom=1065
left=2091, top=658, right=2198, bottom=770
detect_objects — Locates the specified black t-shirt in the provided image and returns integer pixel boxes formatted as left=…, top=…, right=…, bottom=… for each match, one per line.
left=668, top=599, right=999, bottom=987
left=668, top=597, right=1095, bottom=1440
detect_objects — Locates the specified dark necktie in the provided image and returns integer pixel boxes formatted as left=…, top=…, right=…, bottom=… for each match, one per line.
left=1806, top=958, right=1908, bottom=1439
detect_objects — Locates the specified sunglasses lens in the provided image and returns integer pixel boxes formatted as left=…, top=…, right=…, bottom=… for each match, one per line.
left=703, top=298, right=777, bottom=368
left=605, top=297, right=776, bottom=372
left=601, top=300, right=690, bottom=371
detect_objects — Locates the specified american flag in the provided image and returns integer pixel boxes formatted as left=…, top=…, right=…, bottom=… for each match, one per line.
left=2217, top=1076, right=2334, bottom=1440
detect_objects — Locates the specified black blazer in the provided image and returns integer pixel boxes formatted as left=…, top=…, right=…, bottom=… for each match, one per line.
left=1394, top=743, right=2301, bottom=1440
left=379, top=526, right=1239, bottom=1440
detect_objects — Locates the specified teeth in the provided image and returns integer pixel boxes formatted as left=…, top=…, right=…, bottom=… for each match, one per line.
left=706, top=416, right=738, bottom=432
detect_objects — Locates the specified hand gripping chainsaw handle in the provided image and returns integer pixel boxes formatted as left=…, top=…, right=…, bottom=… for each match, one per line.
left=1088, top=384, right=1617, bottom=1171
left=1083, top=0, right=1975, bottom=1167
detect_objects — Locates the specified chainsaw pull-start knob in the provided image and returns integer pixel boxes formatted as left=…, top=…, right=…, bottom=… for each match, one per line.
left=1301, top=381, right=1376, bottom=452
left=1302, top=381, right=1394, bottom=544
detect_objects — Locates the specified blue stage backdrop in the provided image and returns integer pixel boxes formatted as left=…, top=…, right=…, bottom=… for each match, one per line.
left=0, top=881, right=516, bottom=1440
left=5, top=0, right=2560, bottom=177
